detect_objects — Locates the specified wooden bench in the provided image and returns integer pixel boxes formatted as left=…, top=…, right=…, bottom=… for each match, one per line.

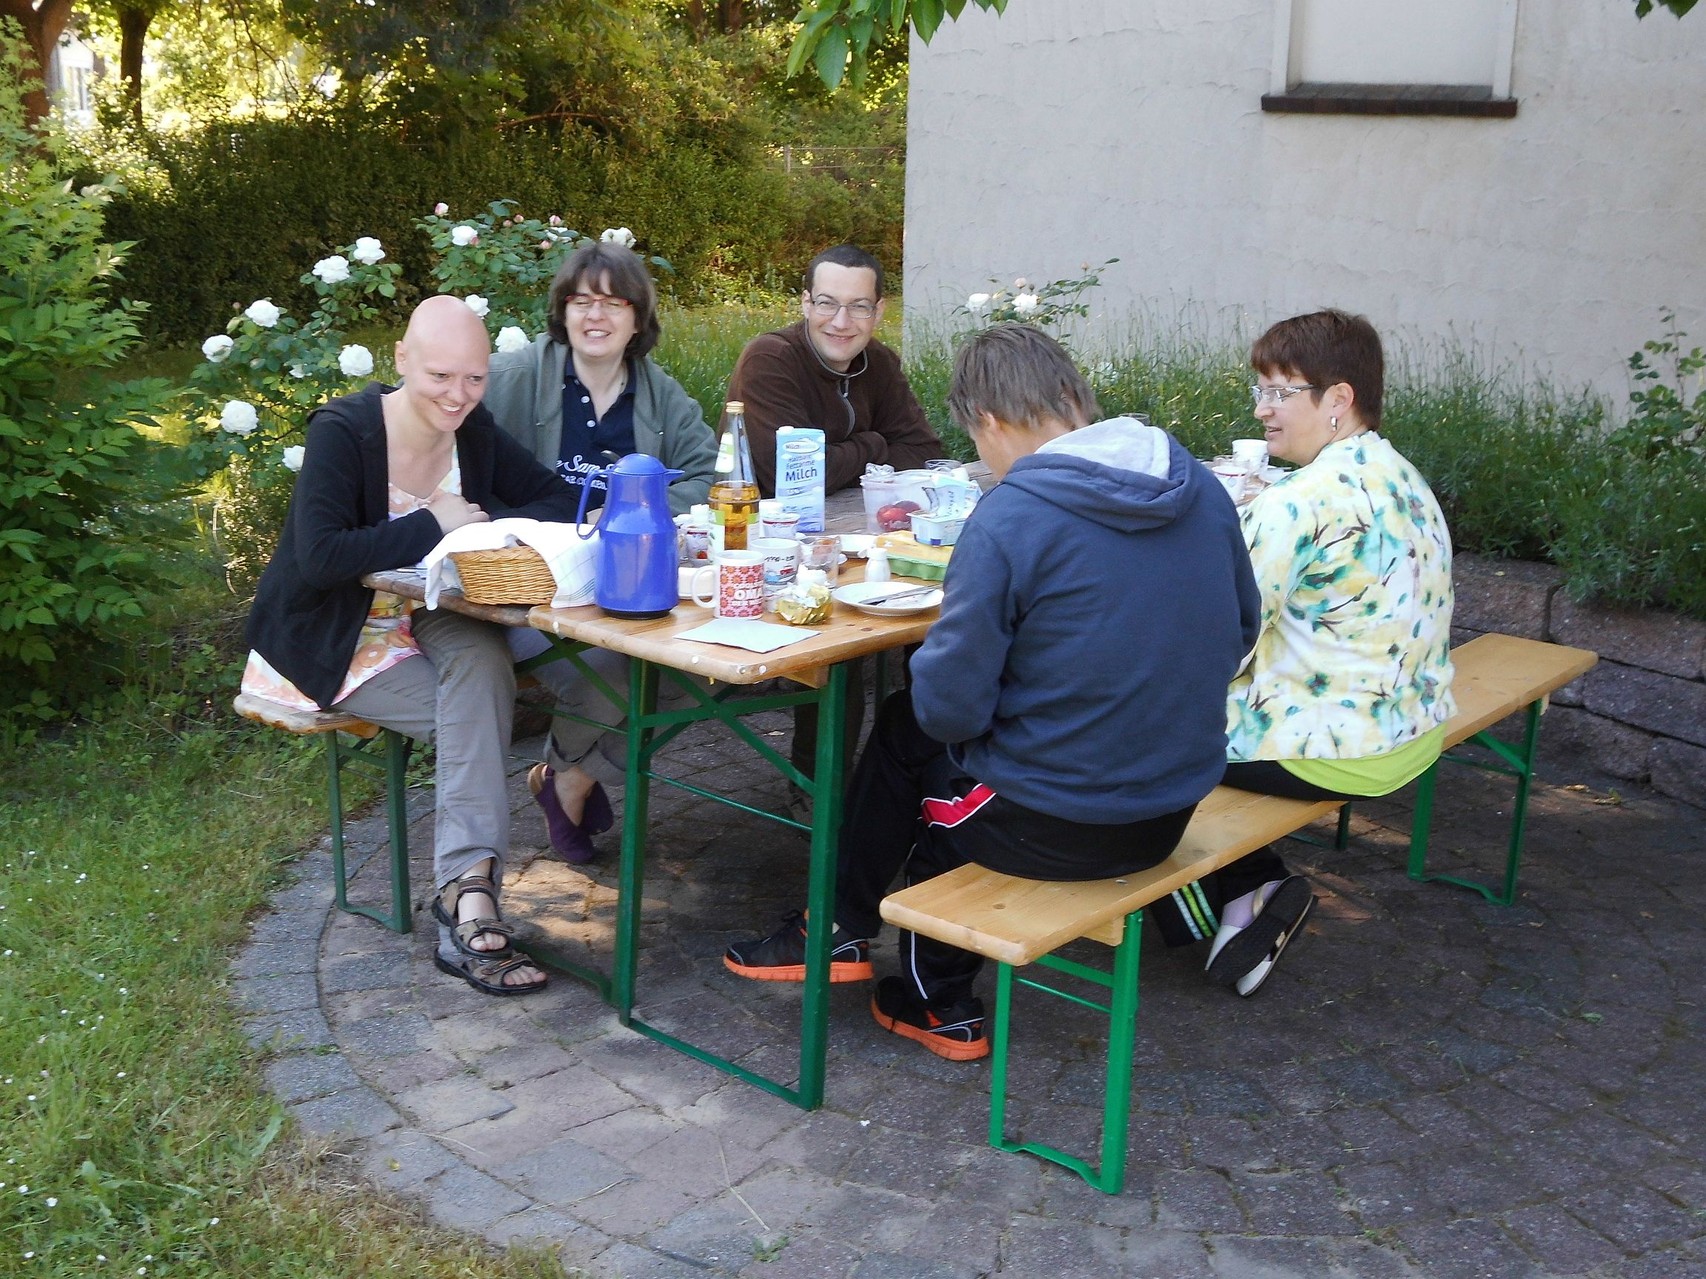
left=878, top=632, right=1598, bottom=1193
left=234, top=693, right=414, bottom=934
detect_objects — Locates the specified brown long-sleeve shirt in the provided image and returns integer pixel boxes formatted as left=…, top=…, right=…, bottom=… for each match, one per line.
left=726, top=321, right=944, bottom=496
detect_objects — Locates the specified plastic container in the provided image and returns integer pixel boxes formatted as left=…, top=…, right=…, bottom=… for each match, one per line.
left=909, top=512, right=966, bottom=547
left=860, top=468, right=935, bottom=533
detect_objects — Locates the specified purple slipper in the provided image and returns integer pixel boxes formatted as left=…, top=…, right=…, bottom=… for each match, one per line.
left=582, top=781, right=614, bottom=836
left=528, top=764, right=597, bottom=864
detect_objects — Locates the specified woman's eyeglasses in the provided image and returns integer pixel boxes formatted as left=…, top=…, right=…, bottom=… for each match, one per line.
left=1249, top=384, right=1318, bottom=408
left=566, top=293, right=634, bottom=313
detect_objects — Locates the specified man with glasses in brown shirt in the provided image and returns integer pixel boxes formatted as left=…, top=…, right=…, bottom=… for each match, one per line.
left=728, top=244, right=943, bottom=497
left=727, top=245, right=946, bottom=804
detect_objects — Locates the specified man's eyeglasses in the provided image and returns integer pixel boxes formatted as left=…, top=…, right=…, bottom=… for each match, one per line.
left=808, top=295, right=878, bottom=321
left=566, top=293, right=634, bottom=313
left=1249, top=384, right=1318, bottom=408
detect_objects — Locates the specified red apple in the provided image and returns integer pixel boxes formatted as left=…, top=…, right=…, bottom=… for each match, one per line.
left=876, top=500, right=921, bottom=531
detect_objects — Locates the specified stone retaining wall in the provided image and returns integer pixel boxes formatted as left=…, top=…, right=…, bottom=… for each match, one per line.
left=1453, top=554, right=1706, bottom=809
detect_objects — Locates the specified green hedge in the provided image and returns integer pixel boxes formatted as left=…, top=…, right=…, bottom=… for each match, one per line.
left=89, top=116, right=903, bottom=344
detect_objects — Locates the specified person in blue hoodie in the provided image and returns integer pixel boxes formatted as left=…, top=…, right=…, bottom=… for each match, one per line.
left=725, top=324, right=1261, bottom=1061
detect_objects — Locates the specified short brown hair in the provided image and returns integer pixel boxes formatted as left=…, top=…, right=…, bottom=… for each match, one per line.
left=1249, top=308, right=1384, bottom=430
left=804, top=244, right=885, bottom=299
left=545, top=241, right=661, bottom=359
left=947, top=323, right=1100, bottom=434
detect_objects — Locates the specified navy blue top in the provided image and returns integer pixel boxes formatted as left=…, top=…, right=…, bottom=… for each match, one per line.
left=558, top=359, right=638, bottom=512
left=910, top=417, right=1261, bottom=825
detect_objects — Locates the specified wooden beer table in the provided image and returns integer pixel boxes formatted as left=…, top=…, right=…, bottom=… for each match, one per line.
left=364, top=491, right=938, bottom=1109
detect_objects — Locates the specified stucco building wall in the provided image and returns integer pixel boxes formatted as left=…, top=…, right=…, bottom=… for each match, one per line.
left=903, top=1, right=1706, bottom=397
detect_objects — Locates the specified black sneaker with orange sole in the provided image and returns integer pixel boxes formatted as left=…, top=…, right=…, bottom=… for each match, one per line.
left=870, top=976, right=989, bottom=1062
left=723, top=912, right=873, bottom=983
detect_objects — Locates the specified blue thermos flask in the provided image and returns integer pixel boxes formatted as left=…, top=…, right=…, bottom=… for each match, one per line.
left=576, top=454, right=683, bottom=619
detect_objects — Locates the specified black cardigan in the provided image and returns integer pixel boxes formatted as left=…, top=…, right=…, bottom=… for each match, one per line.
left=244, top=384, right=580, bottom=708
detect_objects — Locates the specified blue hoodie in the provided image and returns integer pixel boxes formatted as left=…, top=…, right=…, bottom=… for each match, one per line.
left=910, top=417, right=1260, bottom=824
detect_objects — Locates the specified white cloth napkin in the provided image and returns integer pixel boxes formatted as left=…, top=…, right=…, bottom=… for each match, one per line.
left=421, top=518, right=599, bottom=609
left=674, top=619, right=818, bottom=653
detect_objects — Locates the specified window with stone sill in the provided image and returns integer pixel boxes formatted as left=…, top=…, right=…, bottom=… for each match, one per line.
left=1263, top=0, right=1520, bottom=119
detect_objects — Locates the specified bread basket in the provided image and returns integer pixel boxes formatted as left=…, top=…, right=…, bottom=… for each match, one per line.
left=449, top=546, right=558, bottom=605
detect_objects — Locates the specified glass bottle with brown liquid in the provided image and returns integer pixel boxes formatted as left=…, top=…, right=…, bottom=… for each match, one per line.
left=710, top=400, right=760, bottom=552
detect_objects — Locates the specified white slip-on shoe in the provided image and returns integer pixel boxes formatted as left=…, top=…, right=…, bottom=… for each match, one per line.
left=1233, top=888, right=1317, bottom=997
left=1205, top=876, right=1314, bottom=988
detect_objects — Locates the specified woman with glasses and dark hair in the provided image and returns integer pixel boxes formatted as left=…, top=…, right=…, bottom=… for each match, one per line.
left=484, top=240, right=718, bottom=862
left=1152, top=308, right=1456, bottom=997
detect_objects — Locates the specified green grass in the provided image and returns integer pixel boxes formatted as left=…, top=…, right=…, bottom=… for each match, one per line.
left=0, top=715, right=573, bottom=1277
left=0, top=565, right=572, bottom=1278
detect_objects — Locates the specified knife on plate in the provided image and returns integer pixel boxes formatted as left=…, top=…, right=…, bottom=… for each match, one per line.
left=858, top=585, right=939, bottom=607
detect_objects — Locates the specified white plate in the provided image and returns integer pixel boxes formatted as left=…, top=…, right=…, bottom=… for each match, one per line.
left=838, top=534, right=876, bottom=558
left=833, top=582, right=944, bottom=616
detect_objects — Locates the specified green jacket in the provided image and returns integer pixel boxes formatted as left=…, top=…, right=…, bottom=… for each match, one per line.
left=485, top=335, right=718, bottom=515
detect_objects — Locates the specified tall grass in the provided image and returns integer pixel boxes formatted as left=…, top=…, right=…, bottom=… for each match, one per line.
left=906, top=313, right=1702, bottom=618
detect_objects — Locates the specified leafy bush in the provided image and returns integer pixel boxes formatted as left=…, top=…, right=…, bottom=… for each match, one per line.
left=79, top=112, right=900, bottom=346
left=0, top=35, right=183, bottom=722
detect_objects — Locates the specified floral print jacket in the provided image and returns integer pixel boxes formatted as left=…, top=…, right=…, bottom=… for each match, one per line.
left=1226, top=432, right=1456, bottom=761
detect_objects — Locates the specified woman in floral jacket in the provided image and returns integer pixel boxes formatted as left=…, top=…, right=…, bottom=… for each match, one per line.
left=1155, top=309, right=1456, bottom=996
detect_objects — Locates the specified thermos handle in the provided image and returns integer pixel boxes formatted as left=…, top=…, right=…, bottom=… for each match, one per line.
left=574, top=466, right=608, bottom=540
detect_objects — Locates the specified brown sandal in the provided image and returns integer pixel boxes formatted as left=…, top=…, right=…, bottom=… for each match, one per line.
left=434, top=949, right=547, bottom=997
left=432, top=874, right=516, bottom=958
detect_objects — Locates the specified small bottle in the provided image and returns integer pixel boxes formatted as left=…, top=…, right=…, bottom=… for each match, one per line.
left=710, top=402, right=760, bottom=552
left=863, top=546, right=892, bottom=584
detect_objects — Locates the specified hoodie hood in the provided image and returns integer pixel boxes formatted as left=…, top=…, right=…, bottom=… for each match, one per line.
left=1001, top=416, right=1211, bottom=533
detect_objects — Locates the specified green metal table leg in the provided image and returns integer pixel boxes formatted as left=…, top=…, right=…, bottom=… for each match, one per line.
left=797, top=663, right=849, bottom=1111
left=617, top=662, right=851, bottom=1108
left=611, top=659, right=660, bottom=1024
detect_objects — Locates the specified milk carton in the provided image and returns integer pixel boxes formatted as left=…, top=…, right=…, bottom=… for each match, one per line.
left=774, top=426, right=826, bottom=532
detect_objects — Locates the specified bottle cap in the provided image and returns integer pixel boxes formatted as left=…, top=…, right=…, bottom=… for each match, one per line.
left=725, top=400, right=745, bottom=415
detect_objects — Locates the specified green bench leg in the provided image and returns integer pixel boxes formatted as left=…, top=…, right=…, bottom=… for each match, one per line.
left=990, top=910, right=1143, bottom=1194
left=1407, top=699, right=1544, bottom=907
left=325, top=728, right=413, bottom=933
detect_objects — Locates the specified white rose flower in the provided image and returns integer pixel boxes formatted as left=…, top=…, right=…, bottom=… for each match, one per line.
left=450, top=224, right=479, bottom=246
left=282, top=446, right=306, bottom=472
left=600, top=227, right=636, bottom=248
left=464, top=295, right=489, bottom=318
left=434, top=202, right=449, bottom=216
left=966, top=293, right=991, bottom=314
left=311, top=255, right=350, bottom=284
left=495, top=326, right=529, bottom=353
left=351, top=236, right=385, bottom=265
left=220, top=400, right=259, bottom=436
left=1012, top=292, right=1040, bottom=316
left=244, top=298, right=281, bottom=328
left=201, top=334, right=234, bottom=362
left=289, top=362, right=309, bottom=379
left=338, top=344, right=375, bottom=377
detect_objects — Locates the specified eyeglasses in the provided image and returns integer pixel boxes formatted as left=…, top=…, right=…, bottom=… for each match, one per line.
left=808, top=295, right=878, bottom=321
left=1249, top=384, right=1318, bottom=408
left=566, top=293, right=633, bottom=313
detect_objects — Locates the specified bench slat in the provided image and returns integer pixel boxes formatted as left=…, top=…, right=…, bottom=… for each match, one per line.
left=1440, top=633, right=1596, bottom=748
left=880, top=633, right=1598, bottom=968
left=881, top=788, right=1343, bottom=964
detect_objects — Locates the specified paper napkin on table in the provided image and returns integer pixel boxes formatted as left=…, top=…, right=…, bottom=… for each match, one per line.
left=675, top=619, right=818, bottom=653
left=421, top=518, right=598, bottom=609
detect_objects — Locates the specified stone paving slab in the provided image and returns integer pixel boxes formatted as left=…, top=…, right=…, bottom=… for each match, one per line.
left=231, top=723, right=1706, bottom=1277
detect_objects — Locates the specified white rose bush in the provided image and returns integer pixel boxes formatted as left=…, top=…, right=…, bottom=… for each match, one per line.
left=419, top=201, right=672, bottom=343
left=183, top=235, right=403, bottom=586
left=953, top=259, right=1119, bottom=343
left=184, top=209, right=664, bottom=587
